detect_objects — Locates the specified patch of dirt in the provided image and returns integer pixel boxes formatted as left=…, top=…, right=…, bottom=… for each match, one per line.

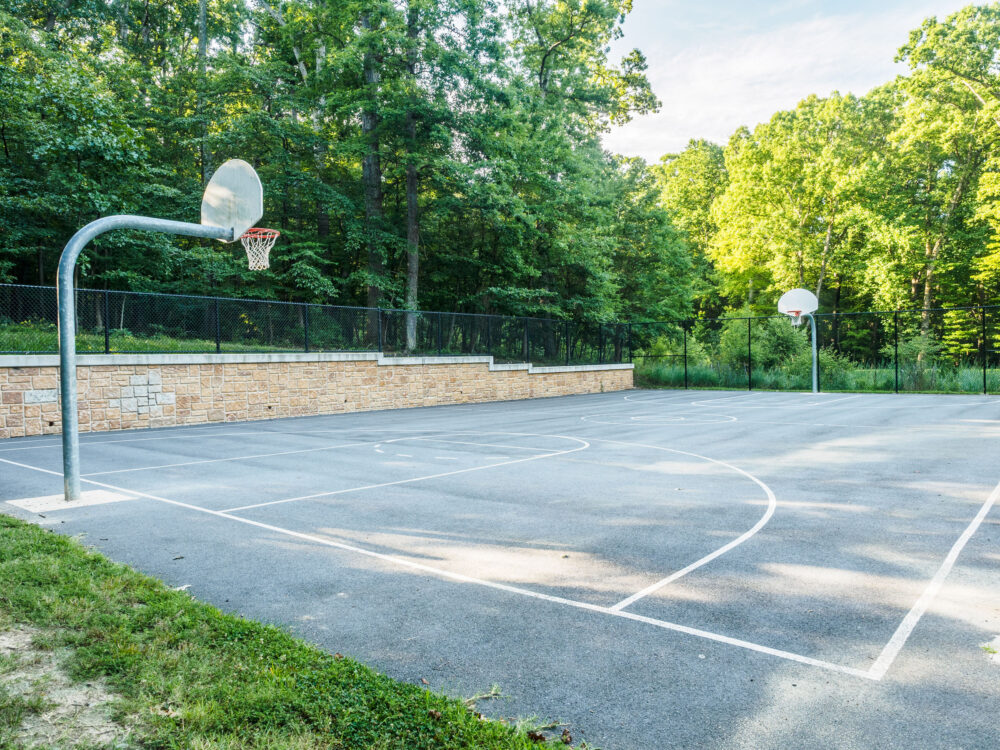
left=0, top=625, right=136, bottom=749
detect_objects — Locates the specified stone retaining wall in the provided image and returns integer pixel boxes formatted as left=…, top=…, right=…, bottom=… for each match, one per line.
left=0, top=353, right=632, bottom=438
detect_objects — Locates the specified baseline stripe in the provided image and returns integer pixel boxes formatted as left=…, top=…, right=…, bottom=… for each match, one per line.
left=0, top=454, right=870, bottom=679
left=867, top=478, right=1000, bottom=679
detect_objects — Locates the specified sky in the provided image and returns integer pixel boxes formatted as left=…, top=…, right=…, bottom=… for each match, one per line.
left=603, top=0, right=972, bottom=161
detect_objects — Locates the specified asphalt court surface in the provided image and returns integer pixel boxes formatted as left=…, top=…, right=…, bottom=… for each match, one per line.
left=2, top=389, right=999, bottom=749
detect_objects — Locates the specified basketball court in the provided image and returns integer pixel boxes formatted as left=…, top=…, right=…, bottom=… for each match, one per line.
left=1, top=389, right=997, bottom=749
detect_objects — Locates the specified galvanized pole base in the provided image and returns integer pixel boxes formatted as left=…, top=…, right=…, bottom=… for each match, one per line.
left=57, top=216, right=232, bottom=501
left=804, top=313, right=818, bottom=394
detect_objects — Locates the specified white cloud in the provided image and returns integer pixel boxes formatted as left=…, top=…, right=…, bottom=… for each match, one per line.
left=603, top=3, right=969, bottom=161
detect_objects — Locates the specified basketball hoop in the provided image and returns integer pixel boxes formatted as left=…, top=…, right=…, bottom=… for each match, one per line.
left=788, top=310, right=803, bottom=326
left=240, top=228, right=279, bottom=270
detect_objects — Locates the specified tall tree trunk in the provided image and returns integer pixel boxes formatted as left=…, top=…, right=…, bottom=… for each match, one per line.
left=920, top=162, right=974, bottom=336
left=815, top=221, right=832, bottom=299
left=361, top=10, right=383, bottom=316
left=261, top=3, right=328, bottom=243
left=314, top=44, right=329, bottom=242
left=814, top=200, right=838, bottom=299
left=404, top=4, right=420, bottom=351
left=197, top=0, right=211, bottom=185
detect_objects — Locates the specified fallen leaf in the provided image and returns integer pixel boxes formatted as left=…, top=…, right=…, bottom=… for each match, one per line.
left=527, top=730, right=546, bottom=742
left=561, top=729, right=573, bottom=744
left=334, top=653, right=344, bottom=661
left=428, top=710, right=442, bottom=719
left=421, top=678, right=429, bottom=685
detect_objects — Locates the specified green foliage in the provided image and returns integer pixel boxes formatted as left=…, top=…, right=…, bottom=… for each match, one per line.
left=4, top=1, right=1000, bottom=340
left=881, top=333, right=943, bottom=365
left=717, top=314, right=807, bottom=370
left=0, top=514, right=573, bottom=748
left=0, top=0, right=687, bottom=329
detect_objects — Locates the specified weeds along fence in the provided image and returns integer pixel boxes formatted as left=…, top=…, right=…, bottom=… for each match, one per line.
left=631, top=306, right=1000, bottom=395
left=0, top=284, right=629, bottom=367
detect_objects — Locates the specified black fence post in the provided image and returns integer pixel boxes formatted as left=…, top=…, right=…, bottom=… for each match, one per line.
left=683, top=323, right=689, bottom=389
left=627, top=322, right=633, bottom=364
left=437, top=314, right=443, bottom=356
left=487, top=317, right=493, bottom=358
left=565, top=320, right=571, bottom=365
left=747, top=317, right=752, bottom=391
left=303, top=303, right=310, bottom=353
left=894, top=311, right=899, bottom=393
left=982, top=307, right=988, bottom=395
left=377, top=308, right=383, bottom=352
left=103, top=290, right=110, bottom=354
left=523, top=319, right=529, bottom=363
left=816, top=315, right=822, bottom=393
left=599, top=325, right=604, bottom=365
left=215, top=298, right=221, bottom=354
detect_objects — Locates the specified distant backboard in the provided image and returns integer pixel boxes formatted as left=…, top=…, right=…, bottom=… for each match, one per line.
left=201, top=159, right=263, bottom=242
left=778, top=288, right=819, bottom=317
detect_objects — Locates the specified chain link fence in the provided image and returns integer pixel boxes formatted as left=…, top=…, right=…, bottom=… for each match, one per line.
left=632, top=307, right=1000, bottom=394
left=0, top=284, right=629, bottom=366
left=7, top=283, right=999, bottom=392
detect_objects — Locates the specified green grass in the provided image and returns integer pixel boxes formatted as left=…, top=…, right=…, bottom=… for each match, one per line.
left=0, top=515, right=581, bottom=749
left=635, top=360, right=1000, bottom=394
left=0, top=322, right=295, bottom=354
left=0, top=684, right=49, bottom=747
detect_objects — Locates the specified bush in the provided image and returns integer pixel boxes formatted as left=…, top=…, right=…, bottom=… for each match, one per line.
left=883, top=334, right=943, bottom=365
left=717, top=315, right=808, bottom=370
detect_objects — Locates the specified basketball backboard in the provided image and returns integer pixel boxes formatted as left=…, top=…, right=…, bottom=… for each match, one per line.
left=778, top=288, right=819, bottom=317
left=201, top=159, right=263, bottom=241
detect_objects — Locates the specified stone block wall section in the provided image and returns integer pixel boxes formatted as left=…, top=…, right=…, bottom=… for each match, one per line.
left=0, top=353, right=632, bottom=439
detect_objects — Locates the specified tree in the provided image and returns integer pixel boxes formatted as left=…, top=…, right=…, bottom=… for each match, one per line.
left=709, top=93, right=892, bottom=312
left=653, top=139, right=727, bottom=315
left=897, top=3, right=1000, bottom=305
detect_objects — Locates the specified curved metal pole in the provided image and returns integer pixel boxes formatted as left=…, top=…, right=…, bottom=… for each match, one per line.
left=803, top=313, right=818, bottom=394
left=58, top=215, right=232, bottom=501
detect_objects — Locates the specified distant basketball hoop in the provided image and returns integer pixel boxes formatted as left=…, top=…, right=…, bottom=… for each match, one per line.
left=240, top=228, right=280, bottom=270
left=777, top=288, right=819, bottom=393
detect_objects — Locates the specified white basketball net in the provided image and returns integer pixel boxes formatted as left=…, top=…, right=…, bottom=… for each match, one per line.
left=240, top=228, right=279, bottom=270
left=788, top=310, right=803, bottom=326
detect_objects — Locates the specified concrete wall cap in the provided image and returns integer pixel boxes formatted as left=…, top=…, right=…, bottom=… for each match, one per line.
left=0, top=353, right=633, bottom=374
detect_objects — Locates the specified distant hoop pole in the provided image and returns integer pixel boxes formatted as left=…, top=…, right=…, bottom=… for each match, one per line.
left=783, top=310, right=817, bottom=393
left=57, top=215, right=232, bottom=501
left=803, top=313, right=818, bottom=394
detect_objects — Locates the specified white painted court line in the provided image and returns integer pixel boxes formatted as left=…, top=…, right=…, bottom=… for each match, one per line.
left=867, top=477, right=1000, bottom=680
left=622, top=391, right=706, bottom=404
left=405, top=437, right=563, bottom=452
left=0, top=428, right=265, bottom=453
left=2, top=421, right=995, bottom=681
left=81, top=440, right=378, bottom=477
left=218, top=435, right=585, bottom=513
left=0, top=454, right=871, bottom=680
left=690, top=394, right=862, bottom=410
left=595, top=440, right=776, bottom=611
left=6, top=489, right=135, bottom=514
left=580, top=413, right=739, bottom=427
